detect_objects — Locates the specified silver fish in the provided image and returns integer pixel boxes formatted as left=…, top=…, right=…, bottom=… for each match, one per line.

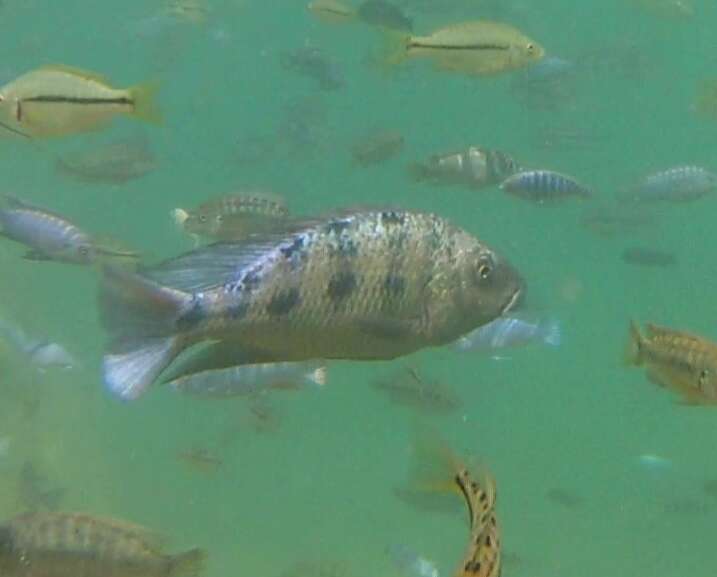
left=500, top=170, right=590, bottom=202
left=99, top=208, right=524, bottom=400
left=453, top=315, right=560, bottom=353
left=280, top=46, right=344, bottom=91
left=625, top=165, right=717, bottom=203
left=409, top=146, right=521, bottom=189
left=0, top=196, right=136, bottom=264
left=168, top=361, right=327, bottom=398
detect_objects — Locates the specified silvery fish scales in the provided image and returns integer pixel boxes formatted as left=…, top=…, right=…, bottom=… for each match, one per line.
left=628, top=165, right=716, bottom=202
left=100, top=208, right=523, bottom=400
left=0, top=196, right=95, bottom=263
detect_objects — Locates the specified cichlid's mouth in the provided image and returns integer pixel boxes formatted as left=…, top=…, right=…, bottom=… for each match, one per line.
left=501, top=285, right=523, bottom=315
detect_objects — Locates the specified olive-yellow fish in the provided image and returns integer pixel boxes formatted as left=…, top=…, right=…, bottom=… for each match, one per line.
left=626, top=321, right=717, bottom=405
left=0, top=511, right=205, bottom=577
left=0, top=65, right=161, bottom=138
left=384, top=21, right=544, bottom=75
left=100, top=208, right=524, bottom=400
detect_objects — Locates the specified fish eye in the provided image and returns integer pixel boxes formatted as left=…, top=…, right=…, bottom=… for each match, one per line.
left=526, top=43, right=535, bottom=53
left=78, top=246, right=89, bottom=256
left=199, top=215, right=207, bottom=223
left=699, top=369, right=710, bottom=386
left=477, top=256, right=494, bottom=280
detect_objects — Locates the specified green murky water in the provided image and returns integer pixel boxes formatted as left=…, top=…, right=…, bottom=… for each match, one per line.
left=1, top=1, right=717, bottom=576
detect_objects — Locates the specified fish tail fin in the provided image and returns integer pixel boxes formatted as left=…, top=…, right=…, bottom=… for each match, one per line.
left=169, top=548, right=207, bottom=577
left=539, top=318, right=562, bottom=347
left=406, top=162, right=432, bottom=182
left=378, top=29, right=411, bottom=68
left=407, top=425, right=467, bottom=497
left=128, top=81, right=163, bottom=124
left=100, top=266, right=192, bottom=400
left=308, top=365, right=328, bottom=387
left=625, top=320, right=644, bottom=366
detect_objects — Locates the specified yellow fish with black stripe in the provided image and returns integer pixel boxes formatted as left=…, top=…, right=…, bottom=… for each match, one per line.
left=0, top=65, right=161, bottom=138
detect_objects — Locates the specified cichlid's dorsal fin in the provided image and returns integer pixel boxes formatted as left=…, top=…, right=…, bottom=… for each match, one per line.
left=38, top=64, right=111, bottom=85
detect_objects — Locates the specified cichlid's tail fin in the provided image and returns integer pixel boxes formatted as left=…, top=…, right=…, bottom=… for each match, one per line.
left=99, top=265, right=192, bottom=401
left=624, top=320, right=644, bottom=367
left=128, top=80, right=163, bottom=125
left=169, top=548, right=207, bottom=577
left=539, top=318, right=562, bottom=347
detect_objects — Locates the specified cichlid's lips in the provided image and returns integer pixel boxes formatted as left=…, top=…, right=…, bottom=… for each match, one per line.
left=501, top=284, right=524, bottom=315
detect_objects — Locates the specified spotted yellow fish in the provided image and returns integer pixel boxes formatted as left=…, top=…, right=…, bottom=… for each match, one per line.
left=0, top=65, right=161, bottom=138
left=402, top=432, right=502, bottom=577
left=626, top=321, right=717, bottom=405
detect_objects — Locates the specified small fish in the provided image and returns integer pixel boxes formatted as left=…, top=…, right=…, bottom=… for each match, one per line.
left=17, top=462, right=65, bottom=512
left=0, top=511, right=205, bottom=577
left=0, top=318, right=76, bottom=371
left=545, top=488, right=583, bottom=510
left=500, top=170, right=591, bottom=202
left=400, top=431, right=501, bottom=577
left=100, top=208, right=524, bottom=400
left=0, top=65, right=161, bottom=138
left=280, top=47, right=344, bottom=91
left=580, top=206, right=655, bottom=238
left=387, top=544, right=440, bottom=577
left=351, top=130, right=404, bottom=167
left=626, top=321, right=717, bottom=405
left=384, top=21, right=544, bottom=76
left=409, top=146, right=520, bottom=189
left=452, top=315, right=561, bottom=353
left=624, top=165, right=717, bottom=203
left=55, top=136, right=157, bottom=185
left=168, top=361, right=327, bottom=398
left=621, top=247, right=677, bottom=268
left=373, top=366, right=461, bottom=414
left=357, top=0, right=413, bottom=31
left=172, top=192, right=290, bottom=241
left=177, top=447, right=223, bottom=473
left=0, top=196, right=137, bottom=264
left=307, top=0, right=356, bottom=23
left=636, top=453, right=673, bottom=471
left=695, top=79, right=717, bottom=121
left=630, top=0, right=694, bottom=18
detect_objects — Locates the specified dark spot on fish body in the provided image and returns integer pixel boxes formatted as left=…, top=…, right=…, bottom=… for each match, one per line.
left=327, top=271, right=358, bottom=302
left=380, top=211, right=405, bottom=225
left=325, top=219, right=351, bottom=235
left=280, top=236, right=305, bottom=259
left=176, top=296, right=205, bottom=329
left=383, top=274, right=406, bottom=297
left=228, top=302, right=249, bottom=320
left=267, top=287, right=301, bottom=316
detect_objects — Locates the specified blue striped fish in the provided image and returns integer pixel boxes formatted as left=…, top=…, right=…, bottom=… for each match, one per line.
left=500, top=169, right=590, bottom=202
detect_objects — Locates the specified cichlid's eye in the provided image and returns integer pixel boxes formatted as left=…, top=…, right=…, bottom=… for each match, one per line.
left=526, top=43, right=535, bottom=53
left=198, top=215, right=207, bottom=223
left=78, top=246, right=89, bottom=257
left=477, top=255, right=494, bottom=280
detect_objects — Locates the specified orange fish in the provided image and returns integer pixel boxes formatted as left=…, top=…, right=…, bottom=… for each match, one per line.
left=626, top=321, right=717, bottom=405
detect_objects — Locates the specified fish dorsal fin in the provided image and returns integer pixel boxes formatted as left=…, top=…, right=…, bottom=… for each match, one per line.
left=144, top=219, right=322, bottom=293
left=39, top=64, right=110, bottom=85
left=2, top=194, right=49, bottom=212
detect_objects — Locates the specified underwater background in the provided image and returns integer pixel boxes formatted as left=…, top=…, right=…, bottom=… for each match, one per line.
left=1, top=1, right=717, bottom=576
